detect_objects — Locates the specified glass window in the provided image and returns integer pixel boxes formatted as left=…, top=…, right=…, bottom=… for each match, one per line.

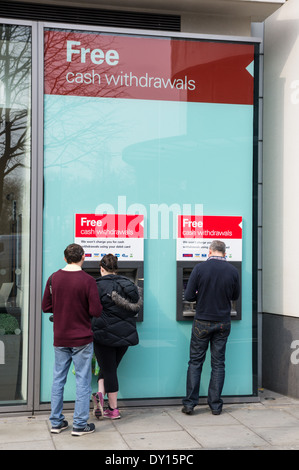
left=0, top=24, right=31, bottom=405
left=41, top=27, right=257, bottom=402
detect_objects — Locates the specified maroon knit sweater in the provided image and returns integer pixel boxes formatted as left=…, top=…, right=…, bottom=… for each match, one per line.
left=42, top=269, right=102, bottom=347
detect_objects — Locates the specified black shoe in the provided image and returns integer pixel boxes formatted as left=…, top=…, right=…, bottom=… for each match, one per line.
left=51, top=420, right=68, bottom=434
left=181, top=406, right=194, bottom=415
left=211, top=409, right=222, bottom=415
left=71, top=422, right=95, bottom=436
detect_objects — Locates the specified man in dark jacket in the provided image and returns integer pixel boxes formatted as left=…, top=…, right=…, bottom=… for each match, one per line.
left=182, top=240, right=240, bottom=416
left=42, top=243, right=102, bottom=436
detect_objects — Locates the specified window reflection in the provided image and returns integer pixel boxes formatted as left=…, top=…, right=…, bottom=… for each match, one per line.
left=0, top=24, right=31, bottom=404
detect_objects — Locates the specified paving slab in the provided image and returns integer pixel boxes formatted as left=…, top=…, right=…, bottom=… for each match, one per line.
left=122, top=430, right=201, bottom=450
left=228, top=407, right=299, bottom=428
left=255, top=426, right=299, bottom=448
left=113, top=407, right=182, bottom=433
left=188, top=423, right=269, bottom=449
left=0, top=416, right=51, bottom=447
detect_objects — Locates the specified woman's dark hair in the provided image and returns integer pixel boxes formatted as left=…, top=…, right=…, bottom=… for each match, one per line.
left=64, top=243, right=84, bottom=264
left=100, top=253, right=118, bottom=273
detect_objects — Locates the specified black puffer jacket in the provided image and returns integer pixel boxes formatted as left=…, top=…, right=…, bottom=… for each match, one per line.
left=92, top=274, right=141, bottom=347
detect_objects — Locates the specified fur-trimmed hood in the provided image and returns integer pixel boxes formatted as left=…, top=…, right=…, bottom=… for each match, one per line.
left=111, top=288, right=143, bottom=313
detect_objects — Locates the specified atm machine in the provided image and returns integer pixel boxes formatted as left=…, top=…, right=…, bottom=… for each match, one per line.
left=176, top=260, right=241, bottom=321
left=76, top=213, right=144, bottom=321
left=176, top=215, right=242, bottom=322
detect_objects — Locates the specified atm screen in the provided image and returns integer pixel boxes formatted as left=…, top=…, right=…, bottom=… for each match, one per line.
left=83, top=266, right=137, bottom=283
left=182, top=276, right=196, bottom=317
left=116, top=268, right=137, bottom=283
left=83, top=268, right=99, bottom=282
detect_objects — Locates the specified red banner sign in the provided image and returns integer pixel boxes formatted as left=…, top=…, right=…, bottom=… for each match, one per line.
left=44, top=30, right=254, bottom=105
left=75, top=214, right=144, bottom=238
left=177, top=215, right=242, bottom=239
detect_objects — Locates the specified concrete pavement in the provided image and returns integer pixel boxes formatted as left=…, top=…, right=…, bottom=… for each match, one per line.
left=1, top=389, right=299, bottom=451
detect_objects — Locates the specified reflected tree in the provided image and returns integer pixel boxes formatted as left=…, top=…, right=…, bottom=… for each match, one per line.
left=0, top=24, right=31, bottom=229
left=44, top=29, right=128, bottom=179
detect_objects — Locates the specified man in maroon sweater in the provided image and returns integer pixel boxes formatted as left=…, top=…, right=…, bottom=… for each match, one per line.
left=42, top=243, right=102, bottom=436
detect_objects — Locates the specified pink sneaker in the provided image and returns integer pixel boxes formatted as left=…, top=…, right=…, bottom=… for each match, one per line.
left=103, top=408, right=121, bottom=419
left=92, top=392, right=104, bottom=419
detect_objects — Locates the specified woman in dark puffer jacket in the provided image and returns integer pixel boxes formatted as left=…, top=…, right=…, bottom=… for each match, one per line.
left=91, top=254, right=141, bottom=420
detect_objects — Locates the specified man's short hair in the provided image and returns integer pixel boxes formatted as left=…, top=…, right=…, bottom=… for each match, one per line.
left=64, top=243, right=84, bottom=264
left=209, top=240, right=226, bottom=255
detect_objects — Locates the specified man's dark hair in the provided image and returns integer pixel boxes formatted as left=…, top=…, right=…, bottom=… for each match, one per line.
left=64, top=243, right=84, bottom=264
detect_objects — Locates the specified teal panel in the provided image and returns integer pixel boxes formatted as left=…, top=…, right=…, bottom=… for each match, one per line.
left=41, top=95, right=254, bottom=402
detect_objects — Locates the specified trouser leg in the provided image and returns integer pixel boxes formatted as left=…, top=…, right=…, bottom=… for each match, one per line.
left=50, top=347, right=72, bottom=427
left=72, top=342, right=94, bottom=428
left=208, top=322, right=231, bottom=413
left=183, top=321, right=210, bottom=409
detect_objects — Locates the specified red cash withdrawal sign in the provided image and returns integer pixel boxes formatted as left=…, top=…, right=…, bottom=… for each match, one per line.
left=177, top=215, right=242, bottom=261
left=75, top=214, right=144, bottom=261
left=44, top=30, right=254, bottom=105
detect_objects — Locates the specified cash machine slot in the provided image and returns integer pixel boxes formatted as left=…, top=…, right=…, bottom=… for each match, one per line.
left=176, top=261, right=241, bottom=321
left=83, top=260, right=144, bottom=322
left=182, top=269, right=196, bottom=317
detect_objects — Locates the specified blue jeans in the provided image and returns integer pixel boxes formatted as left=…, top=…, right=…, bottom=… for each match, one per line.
left=183, top=320, right=231, bottom=413
left=50, top=342, right=93, bottom=428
